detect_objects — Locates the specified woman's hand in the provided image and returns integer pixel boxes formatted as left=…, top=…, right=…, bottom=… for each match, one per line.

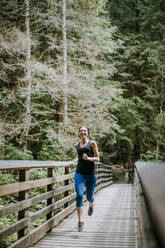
left=74, top=159, right=78, bottom=165
left=67, top=160, right=77, bottom=168
left=82, top=153, right=88, bottom=160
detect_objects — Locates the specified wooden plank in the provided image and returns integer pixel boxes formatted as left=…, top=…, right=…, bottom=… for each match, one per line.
left=8, top=202, right=76, bottom=248
left=64, top=167, right=69, bottom=208
left=0, top=161, right=111, bottom=171
left=0, top=160, right=74, bottom=171
left=95, top=181, right=112, bottom=192
left=97, top=163, right=112, bottom=169
left=0, top=192, right=76, bottom=240
left=96, top=178, right=112, bottom=187
left=0, top=184, right=74, bottom=218
left=96, top=168, right=111, bottom=173
left=0, top=173, right=74, bottom=197
left=96, top=172, right=110, bottom=178
left=18, top=169, right=29, bottom=238
left=47, top=168, right=55, bottom=220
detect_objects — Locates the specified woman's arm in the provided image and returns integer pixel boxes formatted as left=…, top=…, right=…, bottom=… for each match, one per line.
left=67, top=143, right=78, bottom=168
left=82, top=141, right=100, bottom=162
left=74, top=143, right=79, bottom=165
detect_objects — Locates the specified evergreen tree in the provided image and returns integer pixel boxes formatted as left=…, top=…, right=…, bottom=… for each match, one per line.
left=106, top=0, right=165, bottom=161
left=0, top=0, right=122, bottom=160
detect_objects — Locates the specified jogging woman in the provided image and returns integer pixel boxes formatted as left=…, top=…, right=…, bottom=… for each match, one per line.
left=74, top=126, right=100, bottom=232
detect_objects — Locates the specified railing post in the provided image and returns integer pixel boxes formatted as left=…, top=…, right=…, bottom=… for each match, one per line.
left=109, top=166, right=112, bottom=184
left=47, top=168, right=55, bottom=220
left=18, top=169, right=29, bottom=239
left=96, top=163, right=99, bottom=188
left=128, top=167, right=134, bottom=183
left=64, top=167, right=69, bottom=208
left=99, top=164, right=101, bottom=186
left=106, top=166, right=108, bottom=182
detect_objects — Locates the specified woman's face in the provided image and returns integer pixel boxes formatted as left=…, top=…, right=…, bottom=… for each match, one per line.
left=79, top=126, right=89, bottom=138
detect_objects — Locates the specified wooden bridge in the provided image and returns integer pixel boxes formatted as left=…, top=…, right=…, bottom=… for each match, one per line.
left=0, top=161, right=165, bottom=248
left=35, top=184, right=138, bottom=248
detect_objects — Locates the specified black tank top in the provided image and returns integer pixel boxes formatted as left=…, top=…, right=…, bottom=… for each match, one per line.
left=76, top=141, right=96, bottom=175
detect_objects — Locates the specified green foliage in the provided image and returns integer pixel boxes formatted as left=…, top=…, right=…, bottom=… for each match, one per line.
left=0, top=171, right=19, bottom=185
left=106, top=0, right=165, bottom=163
left=0, top=234, right=17, bottom=248
left=29, top=168, right=47, bottom=180
left=5, top=145, right=33, bottom=160
left=78, top=0, right=107, bottom=12
left=0, top=139, right=5, bottom=160
left=139, top=0, right=165, bottom=41
left=125, top=171, right=129, bottom=183
left=0, top=214, right=17, bottom=231
left=0, top=0, right=123, bottom=161
left=112, top=169, right=120, bottom=181
left=38, top=139, right=68, bottom=161
left=140, top=150, right=164, bottom=161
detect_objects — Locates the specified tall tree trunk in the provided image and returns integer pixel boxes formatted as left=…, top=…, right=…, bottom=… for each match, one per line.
left=62, top=0, right=68, bottom=125
left=135, top=0, right=139, bottom=33
left=156, top=66, right=164, bottom=159
left=23, top=0, right=31, bottom=150
left=127, top=145, right=132, bottom=169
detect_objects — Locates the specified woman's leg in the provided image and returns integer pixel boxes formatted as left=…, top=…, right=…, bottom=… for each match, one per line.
left=74, top=172, right=85, bottom=222
left=77, top=207, right=83, bottom=223
left=85, top=174, right=97, bottom=207
left=85, top=174, right=96, bottom=216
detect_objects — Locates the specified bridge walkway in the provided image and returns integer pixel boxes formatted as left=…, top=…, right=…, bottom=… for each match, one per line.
left=35, top=184, right=139, bottom=248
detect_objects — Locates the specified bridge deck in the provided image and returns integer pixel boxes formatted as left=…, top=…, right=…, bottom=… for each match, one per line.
left=34, top=184, right=139, bottom=248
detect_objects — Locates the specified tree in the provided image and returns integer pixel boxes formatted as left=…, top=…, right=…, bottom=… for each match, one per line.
left=0, top=0, right=123, bottom=161
left=22, top=0, right=32, bottom=150
left=106, top=0, right=165, bottom=161
left=62, top=0, right=68, bottom=125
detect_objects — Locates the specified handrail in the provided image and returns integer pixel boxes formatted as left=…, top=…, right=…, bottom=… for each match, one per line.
left=0, top=160, right=73, bottom=170
left=135, top=161, right=165, bottom=248
left=0, top=161, right=112, bottom=248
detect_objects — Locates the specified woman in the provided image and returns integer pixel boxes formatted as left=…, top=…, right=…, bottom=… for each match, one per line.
left=74, top=126, right=100, bottom=232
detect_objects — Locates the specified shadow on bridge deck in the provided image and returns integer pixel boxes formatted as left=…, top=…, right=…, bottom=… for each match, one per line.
left=34, top=184, right=138, bottom=248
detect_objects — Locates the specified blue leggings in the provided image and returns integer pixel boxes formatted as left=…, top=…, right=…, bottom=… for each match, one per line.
left=74, top=172, right=97, bottom=207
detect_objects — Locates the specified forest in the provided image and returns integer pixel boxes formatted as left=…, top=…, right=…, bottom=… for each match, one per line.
left=0, top=0, right=165, bottom=166
left=0, top=0, right=165, bottom=247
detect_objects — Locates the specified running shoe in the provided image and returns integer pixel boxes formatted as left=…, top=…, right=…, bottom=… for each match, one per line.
left=78, top=221, right=84, bottom=232
left=88, top=206, right=94, bottom=216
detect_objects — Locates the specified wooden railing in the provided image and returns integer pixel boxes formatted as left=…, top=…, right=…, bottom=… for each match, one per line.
left=135, top=161, right=165, bottom=248
left=0, top=160, right=112, bottom=248
left=128, top=167, right=134, bottom=183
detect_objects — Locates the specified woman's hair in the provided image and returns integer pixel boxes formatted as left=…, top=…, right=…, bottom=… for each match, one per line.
left=78, top=126, right=90, bottom=137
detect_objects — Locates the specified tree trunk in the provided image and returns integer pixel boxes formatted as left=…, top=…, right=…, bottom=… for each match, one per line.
left=62, top=0, right=68, bottom=125
left=156, top=66, right=164, bottom=160
left=135, top=0, right=139, bottom=33
left=127, top=145, right=132, bottom=169
left=23, top=0, right=31, bottom=150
